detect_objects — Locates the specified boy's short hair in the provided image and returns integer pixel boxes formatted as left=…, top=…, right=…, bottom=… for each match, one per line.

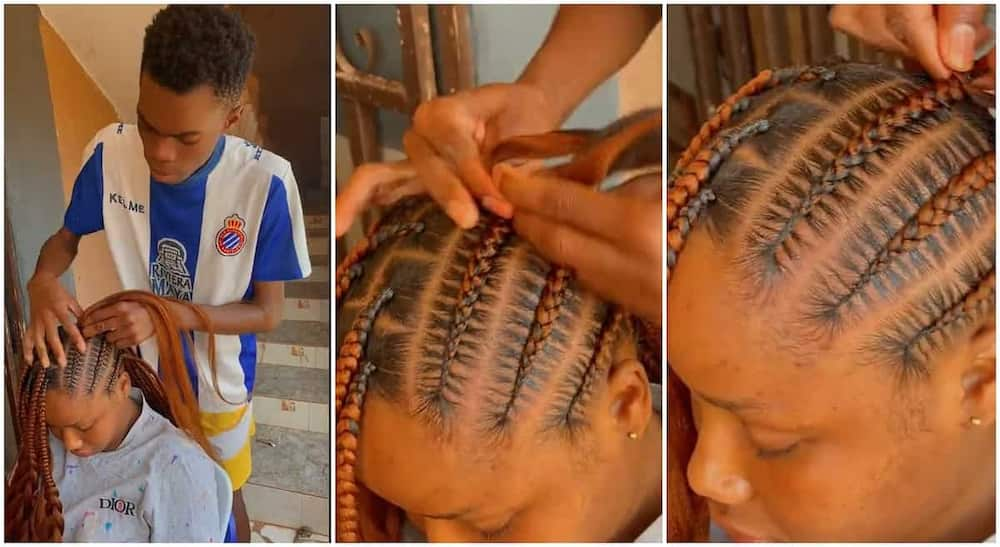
left=141, top=5, right=255, bottom=104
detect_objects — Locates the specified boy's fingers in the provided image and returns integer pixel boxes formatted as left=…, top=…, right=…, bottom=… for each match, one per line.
left=23, top=331, right=36, bottom=365
left=499, top=166, right=648, bottom=244
left=887, top=6, right=951, bottom=80
left=512, top=210, right=660, bottom=322
left=937, top=5, right=986, bottom=72
left=404, top=130, right=479, bottom=229
left=336, top=162, right=418, bottom=237
left=44, top=317, right=66, bottom=367
left=34, top=331, right=50, bottom=368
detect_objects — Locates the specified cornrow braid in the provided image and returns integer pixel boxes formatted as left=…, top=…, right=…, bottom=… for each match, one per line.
left=499, top=267, right=572, bottom=425
left=5, top=291, right=225, bottom=542
left=666, top=61, right=994, bottom=540
left=336, top=110, right=662, bottom=542
left=828, top=153, right=994, bottom=316
left=672, top=65, right=836, bottom=178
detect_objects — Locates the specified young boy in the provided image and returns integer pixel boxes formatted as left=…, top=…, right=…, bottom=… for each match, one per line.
left=23, top=6, right=310, bottom=541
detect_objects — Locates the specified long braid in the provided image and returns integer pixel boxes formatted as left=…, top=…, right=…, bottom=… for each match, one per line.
left=336, top=111, right=662, bottom=542
left=666, top=61, right=994, bottom=540
left=5, top=291, right=224, bottom=541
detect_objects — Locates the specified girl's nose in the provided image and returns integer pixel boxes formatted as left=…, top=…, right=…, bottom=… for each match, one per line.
left=686, top=406, right=754, bottom=506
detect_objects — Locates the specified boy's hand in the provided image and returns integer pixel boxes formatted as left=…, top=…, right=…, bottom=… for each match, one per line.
left=24, top=274, right=86, bottom=367
left=830, top=5, right=995, bottom=90
left=336, top=82, right=558, bottom=237
left=81, top=301, right=156, bottom=349
left=497, top=166, right=663, bottom=326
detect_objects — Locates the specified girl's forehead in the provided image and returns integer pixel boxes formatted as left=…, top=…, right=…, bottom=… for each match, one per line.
left=358, top=395, right=555, bottom=517
left=45, top=389, right=112, bottom=426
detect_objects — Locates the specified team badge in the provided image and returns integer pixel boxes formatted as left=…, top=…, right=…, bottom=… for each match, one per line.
left=216, top=214, right=247, bottom=256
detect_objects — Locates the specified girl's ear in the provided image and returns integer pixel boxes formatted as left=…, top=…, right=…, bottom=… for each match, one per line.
left=960, top=321, right=995, bottom=425
left=604, top=356, right=654, bottom=439
left=115, top=369, right=133, bottom=399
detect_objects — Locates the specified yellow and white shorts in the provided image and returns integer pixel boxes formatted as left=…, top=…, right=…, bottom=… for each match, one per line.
left=201, top=402, right=255, bottom=490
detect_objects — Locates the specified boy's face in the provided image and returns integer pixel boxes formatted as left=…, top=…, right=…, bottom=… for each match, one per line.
left=136, top=71, right=240, bottom=184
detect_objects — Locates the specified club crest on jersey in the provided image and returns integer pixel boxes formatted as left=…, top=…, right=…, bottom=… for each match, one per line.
left=216, top=214, right=247, bottom=256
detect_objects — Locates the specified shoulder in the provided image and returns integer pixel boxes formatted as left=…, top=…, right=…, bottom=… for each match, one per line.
left=143, top=410, right=217, bottom=480
left=221, top=135, right=293, bottom=182
left=89, top=122, right=139, bottom=147
left=85, top=123, right=142, bottom=159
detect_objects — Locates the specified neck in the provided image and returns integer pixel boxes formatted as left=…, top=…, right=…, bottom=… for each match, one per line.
left=106, top=394, right=141, bottom=452
left=612, top=414, right=663, bottom=541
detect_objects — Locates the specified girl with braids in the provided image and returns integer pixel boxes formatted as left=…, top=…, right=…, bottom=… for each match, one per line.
left=6, top=291, right=230, bottom=542
left=335, top=112, right=663, bottom=542
left=666, top=61, right=994, bottom=542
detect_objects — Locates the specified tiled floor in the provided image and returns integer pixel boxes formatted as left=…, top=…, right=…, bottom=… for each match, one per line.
left=250, top=520, right=330, bottom=543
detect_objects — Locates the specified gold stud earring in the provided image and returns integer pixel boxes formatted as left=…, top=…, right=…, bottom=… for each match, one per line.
left=627, top=432, right=639, bottom=440
left=970, top=417, right=983, bottom=426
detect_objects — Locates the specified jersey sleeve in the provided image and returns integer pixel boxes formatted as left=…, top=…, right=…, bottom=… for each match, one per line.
left=149, top=449, right=224, bottom=542
left=63, top=141, right=106, bottom=236
left=251, top=167, right=312, bottom=282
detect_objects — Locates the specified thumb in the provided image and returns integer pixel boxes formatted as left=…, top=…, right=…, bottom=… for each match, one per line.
left=335, top=162, right=416, bottom=237
left=938, top=5, right=987, bottom=72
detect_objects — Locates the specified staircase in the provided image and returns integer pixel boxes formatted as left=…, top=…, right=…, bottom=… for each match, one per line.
left=246, top=211, right=330, bottom=543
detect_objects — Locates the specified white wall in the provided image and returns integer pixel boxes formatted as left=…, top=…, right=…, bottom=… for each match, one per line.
left=618, top=19, right=663, bottom=115
left=40, top=5, right=164, bottom=121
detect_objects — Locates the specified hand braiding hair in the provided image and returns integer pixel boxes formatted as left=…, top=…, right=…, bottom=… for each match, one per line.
left=5, top=290, right=227, bottom=542
left=335, top=109, right=662, bottom=542
left=666, top=62, right=994, bottom=541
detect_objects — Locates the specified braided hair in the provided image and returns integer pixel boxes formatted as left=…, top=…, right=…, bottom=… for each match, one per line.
left=666, top=62, right=994, bottom=540
left=5, top=290, right=224, bottom=542
left=335, top=110, right=663, bottom=542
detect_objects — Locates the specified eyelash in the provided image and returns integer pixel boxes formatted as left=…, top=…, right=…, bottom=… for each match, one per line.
left=754, top=441, right=799, bottom=460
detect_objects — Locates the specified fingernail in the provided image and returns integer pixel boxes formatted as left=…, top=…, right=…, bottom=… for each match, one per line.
left=446, top=199, right=478, bottom=229
left=948, top=23, right=975, bottom=71
left=482, top=196, right=514, bottom=219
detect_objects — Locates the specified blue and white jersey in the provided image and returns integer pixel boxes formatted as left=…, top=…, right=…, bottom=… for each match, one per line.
left=63, top=123, right=311, bottom=417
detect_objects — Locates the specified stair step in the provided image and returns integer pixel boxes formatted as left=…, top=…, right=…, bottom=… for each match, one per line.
left=244, top=483, right=329, bottom=536
left=307, top=236, right=329, bottom=256
left=286, top=281, right=330, bottom=300
left=282, top=297, right=329, bottom=323
left=258, top=342, right=329, bottom=370
left=258, top=319, right=328, bottom=346
left=310, top=253, right=330, bottom=267
left=254, top=396, right=328, bottom=433
left=295, top=265, right=329, bottom=284
left=304, top=214, right=329, bottom=230
left=250, top=424, right=329, bottom=498
left=255, top=364, right=329, bottom=404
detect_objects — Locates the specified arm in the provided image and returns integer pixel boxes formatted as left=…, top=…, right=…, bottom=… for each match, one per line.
left=169, top=281, right=285, bottom=334
left=30, top=228, right=81, bottom=284
left=518, top=5, right=662, bottom=124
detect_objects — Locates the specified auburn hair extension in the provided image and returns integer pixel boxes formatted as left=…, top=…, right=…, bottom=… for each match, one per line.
left=5, top=290, right=227, bottom=542
left=666, top=62, right=994, bottom=540
left=335, top=109, right=662, bottom=542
